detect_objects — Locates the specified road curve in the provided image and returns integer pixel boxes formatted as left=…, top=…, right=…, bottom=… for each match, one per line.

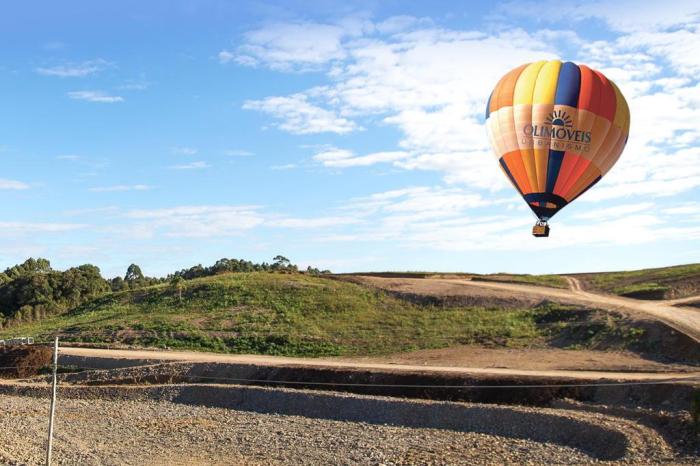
left=562, top=276, right=700, bottom=343
left=432, top=276, right=700, bottom=344
left=59, top=346, right=700, bottom=382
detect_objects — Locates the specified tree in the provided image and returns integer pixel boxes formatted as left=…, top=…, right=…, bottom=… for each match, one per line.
left=110, top=276, right=128, bottom=292
left=272, top=255, right=290, bottom=270
left=124, top=264, right=144, bottom=282
left=4, top=257, right=52, bottom=280
left=170, top=276, right=185, bottom=302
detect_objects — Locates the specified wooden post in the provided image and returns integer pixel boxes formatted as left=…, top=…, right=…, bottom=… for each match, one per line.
left=46, top=336, right=59, bottom=466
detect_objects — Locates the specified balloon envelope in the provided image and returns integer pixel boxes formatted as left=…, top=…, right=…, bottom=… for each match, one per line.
left=485, top=60, right=630, bottom=222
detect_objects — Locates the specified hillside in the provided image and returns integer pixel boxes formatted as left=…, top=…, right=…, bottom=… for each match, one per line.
left=572, top=263, right=700, bottom=300
left=0, top=272, right=661, bottom=358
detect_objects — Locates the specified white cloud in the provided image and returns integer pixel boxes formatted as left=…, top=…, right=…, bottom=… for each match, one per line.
left=396, top=151, right=506, bottom=191
left=172, top=146, right=198, bottom=155
left=342, top=186, right=494, bottom=220
left=498, top=1, right=700, bottom=32
left=67, top=91, right=124, bottom=103
left=270, top=164, right=297, bottom=170
left=62, top=206, right=120, bottom=216
left=266, top=216, right=361, bottom=228
left=237, top=15, right=700, bottom=205
left=0, top=222, right=85, bottom=234
left=120, top=204, right=363, bottom=239
left=36, top=59, right=110, bottom=77
left=375, top=15, right=426, bottom=34
left=665, top=203, right=700, bottom=216
left=313, top=147, right=409, bottom=167
left=224, top=149, right=254, bottom=157
left=573, top=202, right=654, bottom=220
left=43, top=41, right=65, bottom=50
left=169, top=161, right=210, bottom=170
left=89, top=185, right=153, bottom=192
left=125, top=205, right=264, bottom=238
left=243, top=93, right=358, bottom=134
left=231, top=21, right=361, bottom=71
left=117, top=81, right=150, bottom=91
left=218, top=50, right=235, bottom=64
left=323, top=186, right=700, bottom=252
left=237, top=21, right=558, bottom=187
left=0, top=179, right=30, bottom=190
left=323, top=212, right=527, bottom=247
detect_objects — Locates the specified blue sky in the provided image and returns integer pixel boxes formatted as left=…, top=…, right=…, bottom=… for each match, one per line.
left=2, top=0, right=700, bottom=277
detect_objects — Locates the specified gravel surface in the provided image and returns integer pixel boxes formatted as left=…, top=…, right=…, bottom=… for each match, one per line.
left=0, top=393, right=601, bottom=465
left=0, top=381, right=689, bottom=465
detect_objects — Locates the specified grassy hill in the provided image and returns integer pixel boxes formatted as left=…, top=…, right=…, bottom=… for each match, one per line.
left=572, top=263, right=700, bottom=300
left=0, top=271, right=651, bottom=357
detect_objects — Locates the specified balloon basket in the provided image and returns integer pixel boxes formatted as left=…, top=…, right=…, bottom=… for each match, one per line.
left=532, top=222, right=550, bottom=237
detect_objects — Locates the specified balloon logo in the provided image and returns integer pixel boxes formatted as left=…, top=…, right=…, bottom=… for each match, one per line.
left=485, top=60, right=630, bottom=237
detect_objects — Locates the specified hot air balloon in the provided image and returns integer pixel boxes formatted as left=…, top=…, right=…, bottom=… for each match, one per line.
left=485, top=60, right=630, bottom=237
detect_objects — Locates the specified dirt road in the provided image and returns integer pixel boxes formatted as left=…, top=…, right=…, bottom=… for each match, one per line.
left=59, top=346, right=700, bottom=382
left=475, top=276, right=700, bottom=343
left=351, top=275, right=700, bottom=343
left=562, top=276, right=700, bottom=343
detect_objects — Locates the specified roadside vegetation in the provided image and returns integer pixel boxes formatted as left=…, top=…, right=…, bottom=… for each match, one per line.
left=572, top=263, right=700, bottom=299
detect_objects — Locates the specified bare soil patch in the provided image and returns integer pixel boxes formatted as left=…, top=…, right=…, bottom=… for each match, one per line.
left=345, top=346, right=695, bottom=373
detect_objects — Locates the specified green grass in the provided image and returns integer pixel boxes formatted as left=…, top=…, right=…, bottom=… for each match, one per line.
left=1, top=272, right=551, bottom=357
left=471, top=273, right=569, bottom=289
left=612, top=282, right=670, bottom=299
left=574, top=263, right=700, bottom=299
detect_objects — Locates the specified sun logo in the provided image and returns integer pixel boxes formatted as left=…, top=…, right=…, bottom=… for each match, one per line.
left=545, top=110, right=573, bottom=127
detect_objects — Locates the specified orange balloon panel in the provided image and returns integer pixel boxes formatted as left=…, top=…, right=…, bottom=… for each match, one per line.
left=486, top=60, right=630, bottom=221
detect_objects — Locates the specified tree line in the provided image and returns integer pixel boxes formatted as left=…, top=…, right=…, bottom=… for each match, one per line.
left=0, top=256, right=330, bottom=328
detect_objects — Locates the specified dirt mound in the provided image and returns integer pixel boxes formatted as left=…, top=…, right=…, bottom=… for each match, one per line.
left=0, top=346, right=52, bottom=378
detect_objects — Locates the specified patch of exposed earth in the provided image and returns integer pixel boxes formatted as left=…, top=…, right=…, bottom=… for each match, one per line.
left=342, top=346, right=697, bottom=373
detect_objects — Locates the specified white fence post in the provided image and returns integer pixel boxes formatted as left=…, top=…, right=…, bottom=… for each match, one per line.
left=46, top=336, right=59, bottom=466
